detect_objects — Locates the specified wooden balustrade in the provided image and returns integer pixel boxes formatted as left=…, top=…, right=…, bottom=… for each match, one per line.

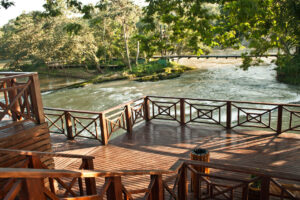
left=0, top=72, right=45, bottom=128
left=44, top=97, right=146, bottom=145
left=0, top=148, right=96, bottom=199
left=44, top=96, right=300, bottom=145
left=1, top=158, right=299, bottom=199
left=146, top=96, right=300, bottom=135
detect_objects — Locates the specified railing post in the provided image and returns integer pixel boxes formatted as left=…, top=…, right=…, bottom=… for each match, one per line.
left=19, top=155, right=46, bottom=200
left=260, top=177, right=270, bottom=200
left=178, top=164, right=187, bottom=200
left=65, top=111, right=73, bottom=140
left=106, top=176, right=123, bottom=200
left=83, top=158, right=97, bottom=195
left=20, top=178, right=46, bottom=200
left=27, top=155, right=43, bottom=169
left=125, top=104, right=132, bottom=134
left=6, top=78, right=21, bottom=121
left=277, top=105, right=283, bottom=134
left=180, top=98, right=185, bottom=126
left=100, top=113, right=108, bottom=145
left=144, top=96, right=150, bottom=121
left=226, top=101, right=232, bottom=129
left=29, top=73, right=45, bottom=123
left=150, top=175, right=164, bottom=200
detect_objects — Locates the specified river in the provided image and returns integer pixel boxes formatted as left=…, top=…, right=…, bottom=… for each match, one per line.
left=42, top=58, right=300, bottom=111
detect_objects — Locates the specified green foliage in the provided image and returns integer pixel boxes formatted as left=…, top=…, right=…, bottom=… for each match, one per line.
left=276, top=55, right=300, bottom=85
left=130, top=60, right=171, bottom=77
left=240, top=53, right=252, bottom=70
left=0, top=0, right=14, bottom=9
left=1, top=0, right=299, bottom=85
left=127, top=59, right=195, bottom=81
left=143, top=0, right=300, bottom=84
left=0, top=12, right=99, bottom=67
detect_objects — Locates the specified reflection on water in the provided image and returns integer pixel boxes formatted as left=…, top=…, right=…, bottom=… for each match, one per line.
left=42, top=59, right=300, bottom=112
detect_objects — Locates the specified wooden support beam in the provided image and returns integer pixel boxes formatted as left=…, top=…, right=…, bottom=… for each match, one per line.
left=65, top=111, right=73, bottom=140
left=226, top=101, right=232, bottom=129
left=150, top=175, right=164, bottom=200
left=260, top=177, right=270, bottom=200
left=20, top=178, right=46, bottom=200
left=7, top=78, right=21, bottom=121
left=242, top=185, right=248, bottom=200
left=178, top=165, right=187, bottom=200
left=106, top=176, right=123, bottom=200
left=21, top=155, right=46, bottom=200
left=180, top=98, right=185, bottom=126
left=83, top=158, right=97, bottom=195
left=277, top=105, right=283, bottom=134
left=29, top=74, right=45, bottom=123
left=99, top=113, right=108, bottom=145
left=144, top=96, right=150, bottom=121
left=125, top=104, right=132, bottom=134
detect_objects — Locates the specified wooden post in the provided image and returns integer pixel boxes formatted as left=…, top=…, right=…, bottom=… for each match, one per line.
left=83, top=158, right=97, bottom=195
left=106, top=176, right=123, bottom=200
left=7, top=78, right=21, bottom=121
left=125, top=104, right=132, bottom=134
left=99, top=113, right=108, bottom=145
left=27, top=155, right=43, bottom=169
left=277, top=105, right=283, bottom=134
left=193, top=173, right=200, bottom=198
left=242, top=185, right=249, bottom=200
left=20, top=178, right=46, bottom=200
left=150, top=175, right=164, bottom=200
left=19, top=155, right=46, bottom=200
left=180, top=98, right=185, bottom=126
left=144, top=96, right=150, bottom=121
left=65, top=111, right=73, bottom=140
left=226, top=101, right=232, bottom=129
left=178, top=165, right=187, bottom=200
left=260, top=177, right=270, bottom=200
left=29, top=73, right=45, bottom=124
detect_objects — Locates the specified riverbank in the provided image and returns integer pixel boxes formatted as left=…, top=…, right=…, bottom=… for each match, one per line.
left=67, top=61, right=195, bottom=88
left=0, top=60, right=195, bottom=91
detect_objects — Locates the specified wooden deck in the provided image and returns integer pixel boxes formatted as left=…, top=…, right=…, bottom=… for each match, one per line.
left=50, top=120, right=300, bottom=198
left=51, top=120, right=300, bottom=173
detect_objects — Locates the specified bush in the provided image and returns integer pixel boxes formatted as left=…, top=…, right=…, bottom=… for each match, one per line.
left=276, top=55, right=300, bottom=85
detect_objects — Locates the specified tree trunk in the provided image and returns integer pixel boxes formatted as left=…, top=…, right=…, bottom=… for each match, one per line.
left=143, top=51, right=148, bottom=64
left=123, top=22, right=132, bottom=70
left=136, top=41, right=140, bottom=65
left=160, top=25, right=163, bottom=57
left=296, top=46, right=300, bottom=55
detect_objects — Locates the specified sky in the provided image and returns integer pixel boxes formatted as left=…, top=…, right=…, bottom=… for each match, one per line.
left=0, top=0, right=147, bottom=27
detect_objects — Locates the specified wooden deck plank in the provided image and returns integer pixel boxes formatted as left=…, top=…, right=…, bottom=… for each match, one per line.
left=50, top=120, right=300, bottom=199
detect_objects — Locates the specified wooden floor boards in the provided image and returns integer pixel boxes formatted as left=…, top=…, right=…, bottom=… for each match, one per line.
left=51, top=120, right=300, bottom=199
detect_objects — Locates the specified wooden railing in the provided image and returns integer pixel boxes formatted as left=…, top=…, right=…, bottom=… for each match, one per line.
left=146, top=96, right=300, bottom=134
left=44, top=96, right=300, bottom=145
left=0, top=148, right=96, bottom=199
left=167, top=159, right=300, bottom=200
left=0, top=72, right=45, bottom=128
left=44, top=97, right=145, bottom=145
left=0, top=155, right=299, bottom=200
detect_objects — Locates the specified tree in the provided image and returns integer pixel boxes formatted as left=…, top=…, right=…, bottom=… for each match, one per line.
left=144, top=0, right=300, bottom=83
left=95, top=0, right=141, bottom=70
left=0, top=11, right=99, bottom=68
left=0, top=0, right=14, bottom=9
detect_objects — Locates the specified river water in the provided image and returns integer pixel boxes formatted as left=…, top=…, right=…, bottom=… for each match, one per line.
left=42, top=58, right=300, bottom=111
